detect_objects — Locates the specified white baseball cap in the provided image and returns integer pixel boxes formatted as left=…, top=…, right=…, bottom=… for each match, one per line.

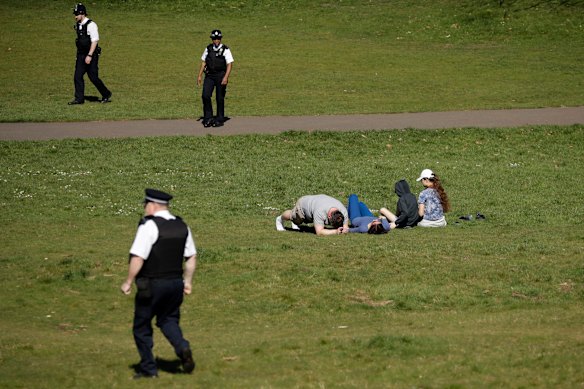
left=416, top=169, right=435, bottom=181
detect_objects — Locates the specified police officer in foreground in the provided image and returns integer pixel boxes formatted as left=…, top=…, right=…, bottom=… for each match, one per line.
left=121, top=189, right=197, bottom=379
left=196, top=29, right=234, bottom=127
left=69, top=3, right=112, bottom=105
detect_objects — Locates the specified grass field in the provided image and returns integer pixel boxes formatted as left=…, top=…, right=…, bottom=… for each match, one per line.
left=0, top=0, right=583, bottom=122
left=0, top=126, right=583, bottom=387
left=1, top=0, right=584, bottom=387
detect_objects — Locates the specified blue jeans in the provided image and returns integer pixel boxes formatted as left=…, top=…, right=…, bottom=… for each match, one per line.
left=347, top=194, right=374, bottom=220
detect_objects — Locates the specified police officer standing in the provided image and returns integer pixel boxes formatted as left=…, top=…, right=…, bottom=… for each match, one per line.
left=196, top=29, right=234, bottom=127
left=121, top=189, right=197, bottom=379
left=69, top=3, right=112, bottom=105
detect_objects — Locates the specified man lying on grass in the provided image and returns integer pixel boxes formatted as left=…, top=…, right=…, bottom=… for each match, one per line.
left=276, top=194, right=349, bottom=236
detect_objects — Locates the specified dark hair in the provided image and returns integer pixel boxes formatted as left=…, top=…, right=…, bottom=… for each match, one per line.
left=428, top=174, right=451, bottom=212
left=330, top=211, right=345, bottom=229
left=368, top=221, right=387, bottom=234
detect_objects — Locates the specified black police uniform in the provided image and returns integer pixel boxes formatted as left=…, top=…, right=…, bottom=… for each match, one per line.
left=129, top=189, right=195, bottom=378
left=72, top=4, right=111, bottom=104
left=202, top=32, right=231, bottom=126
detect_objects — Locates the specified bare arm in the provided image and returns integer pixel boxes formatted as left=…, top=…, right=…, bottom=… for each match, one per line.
left=120, top=256, right=144, bottom=295
left=221, top=62, right=232, bottom=85
left=418, top=204, right=425, bottom=217
left=379, top=207, right=397, bottom=222
left=197, top=62, right=206, bottom=86
left=85, top=41, right=98, bottom=64
left=315, top=225, right=344, bottom=236
left=183, top=255, right=197, bottom=295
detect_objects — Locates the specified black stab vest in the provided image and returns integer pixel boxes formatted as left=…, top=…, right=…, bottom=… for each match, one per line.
left=205, top=44, right=228, bottom=74
left=137, top=216, right=188, bottom=279
left=75, top=20, right=93, bottom=54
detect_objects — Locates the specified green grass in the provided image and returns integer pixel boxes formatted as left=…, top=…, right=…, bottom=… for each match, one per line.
left=0, top=0, right=583, bottom=122
left=1, top=0, right=583, bottom=387
left=0, top=126, right=583, bottom=387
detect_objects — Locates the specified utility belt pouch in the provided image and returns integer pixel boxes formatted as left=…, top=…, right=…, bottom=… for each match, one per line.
left=135, top=277, right=152, bottom=299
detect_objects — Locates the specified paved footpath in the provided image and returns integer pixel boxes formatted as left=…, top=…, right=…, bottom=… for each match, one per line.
left=1, top=106, right=583, bottom=141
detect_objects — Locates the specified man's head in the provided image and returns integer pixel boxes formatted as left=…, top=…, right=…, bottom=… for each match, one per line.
left=210, top=29, right=223, bottom=44
left=142, top=188, right=172, bottom=215
left=329, top=210, right=345, bottom=229
left=73, top=3, right=87, bottom=22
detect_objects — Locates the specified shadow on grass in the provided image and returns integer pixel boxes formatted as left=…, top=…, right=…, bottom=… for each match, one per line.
left=130, top=357, right=191, bottom=375
left=84, top=95, right=102, bottom=102
left=284, top=225, right=316, bottom=234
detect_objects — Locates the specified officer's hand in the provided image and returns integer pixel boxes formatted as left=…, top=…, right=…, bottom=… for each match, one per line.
left=121, top=282, right=132, bottom=295
left=196, top=76, right=202, bottom=87
left=183, top=282, right=192, bottom=295
left=85, top=56, right=92, bottom=65
left=221, top=77, right=229, bottom=86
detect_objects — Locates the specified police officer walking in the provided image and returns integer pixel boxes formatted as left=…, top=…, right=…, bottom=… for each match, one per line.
left=121, top=189, right=197, bottom=379
left=69, top=3, right=112, bottom=105
left=196, top=29, right=234, bottom=127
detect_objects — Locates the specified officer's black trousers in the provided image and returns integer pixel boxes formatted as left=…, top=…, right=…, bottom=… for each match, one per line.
left=133, top=278, right=190, bottom=375
left=73, top=53, right=111, bottom=102
left=202, top=72, right=227, bottom=123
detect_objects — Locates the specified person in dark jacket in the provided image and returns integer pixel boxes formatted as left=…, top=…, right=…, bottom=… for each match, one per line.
left=380, top=179, right=420, bottom=228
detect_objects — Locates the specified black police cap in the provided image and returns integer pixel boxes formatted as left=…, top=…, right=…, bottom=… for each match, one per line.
left=144, top=188, right=173, bottom=205
left=210, top=30, right=223, bottom=39
left=73, top=3, right=87, bottom=15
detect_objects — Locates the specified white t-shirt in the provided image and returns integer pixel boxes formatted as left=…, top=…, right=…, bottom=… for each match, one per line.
left=129, top=210, right=196, bottom=260
left=297, top=195, right=348, bottom=226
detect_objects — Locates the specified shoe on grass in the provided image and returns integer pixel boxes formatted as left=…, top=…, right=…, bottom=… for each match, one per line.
left=180, top=348, right=195, bottom=374
left=133, top=372, right=158, bottom=379
left=101, top=93, right=112, bottom=103
left=276, top=216, right=285, bottom=231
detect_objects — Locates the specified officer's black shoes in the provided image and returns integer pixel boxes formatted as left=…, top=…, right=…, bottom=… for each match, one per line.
left=68, top=100, right=84, bottom=105
left=180, top=348, right=196, bottom=374
left=202, top=119, right=214, bottom=128
left=213, top=121, right=224, bottom=127
left=101, top=93, right=112, bottom=103
left=133, top=372, right=158, bottom=379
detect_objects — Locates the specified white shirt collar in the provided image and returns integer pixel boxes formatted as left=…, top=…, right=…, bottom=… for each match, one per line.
left=153, top=210, right=175, bottom=220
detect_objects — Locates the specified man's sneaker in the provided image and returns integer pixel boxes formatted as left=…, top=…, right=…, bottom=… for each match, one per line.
left=180, top=348, right=195, bottom=374
left=213, top=121, right=224, bottom=127
left=68, top=99, right=84, bottom=105
left=291, top=222, right=300, bottom=230
left=276, top=216, right=285, bottom=231
left=203, top=119, right=214, bottom=128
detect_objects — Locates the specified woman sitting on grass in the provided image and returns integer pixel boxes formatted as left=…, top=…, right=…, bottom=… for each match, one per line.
left=416, top=169, right=450, bottom=227
left=347, top=194, right=393, bottom=234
